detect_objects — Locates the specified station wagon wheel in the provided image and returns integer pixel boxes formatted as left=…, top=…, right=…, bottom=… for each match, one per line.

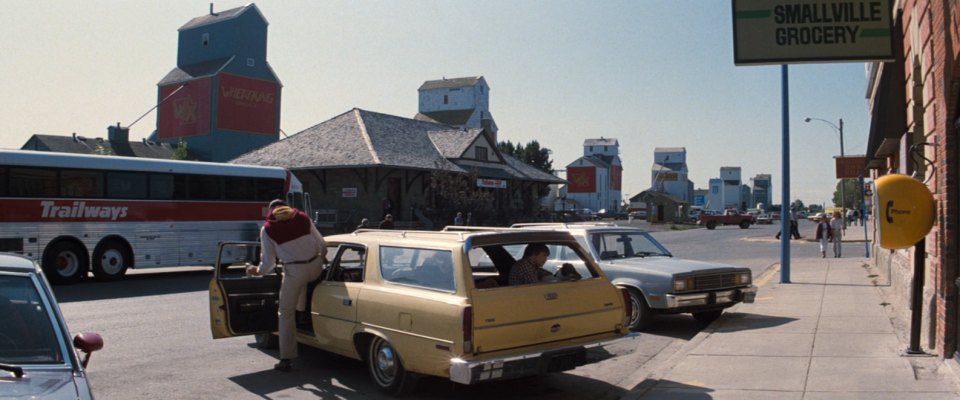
left=92, top=240, right=131, bottom=281
left=367, top=336, right=416, bottom=395
left=42, top=241, right=88, bottom=285
left=626, top=288, right=653, bottom=331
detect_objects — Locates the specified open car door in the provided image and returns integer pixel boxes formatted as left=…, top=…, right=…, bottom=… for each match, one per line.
left=209, top=241, right=282, bottom=339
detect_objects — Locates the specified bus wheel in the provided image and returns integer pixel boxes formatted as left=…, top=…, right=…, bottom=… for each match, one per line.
left=43, top=241, right=88, bottom=285
left=92, top=240, right=131, bottom=281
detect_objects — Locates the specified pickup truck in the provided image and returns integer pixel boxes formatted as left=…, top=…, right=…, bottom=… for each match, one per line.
left=697, top=210, right=755, bottom=229
left=511, top=223, right=756, bottom=330
left=209, top=230, right=630, bottom=395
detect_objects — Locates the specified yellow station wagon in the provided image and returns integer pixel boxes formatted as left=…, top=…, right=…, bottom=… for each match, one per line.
left=209, top=229, right=630, bottom=395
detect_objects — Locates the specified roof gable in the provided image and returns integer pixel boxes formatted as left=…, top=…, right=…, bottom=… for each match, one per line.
left=179, top=4, right=266, bottom=31
left=418, top=76, right=484, bottom=91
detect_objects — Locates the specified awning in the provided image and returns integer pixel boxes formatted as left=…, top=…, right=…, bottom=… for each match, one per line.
left=865, top=13, right=906, bottom=170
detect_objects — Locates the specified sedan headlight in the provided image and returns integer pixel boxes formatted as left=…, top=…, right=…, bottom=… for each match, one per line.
left=735, top=272, right=752, bottom=285
left=673, top=277, right=693, bottom=292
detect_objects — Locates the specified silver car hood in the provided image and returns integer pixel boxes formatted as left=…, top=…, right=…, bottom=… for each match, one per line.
left=602, top=256, right=743, bottom=275
left=0, top=369, right=86, bottom=400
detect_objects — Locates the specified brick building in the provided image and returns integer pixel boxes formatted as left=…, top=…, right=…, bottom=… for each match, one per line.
left=865, top=3, right=960, bottom=362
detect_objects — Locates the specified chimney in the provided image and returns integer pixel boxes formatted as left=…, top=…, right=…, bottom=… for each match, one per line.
left=108, top=123, right=129, bottom=143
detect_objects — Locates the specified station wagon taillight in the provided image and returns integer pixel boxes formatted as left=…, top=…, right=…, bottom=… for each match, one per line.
left=462, top=306, right=473, bottom=353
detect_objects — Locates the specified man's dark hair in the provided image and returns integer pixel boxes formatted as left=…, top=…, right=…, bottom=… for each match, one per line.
left=522, top=243, right=549, bottom=259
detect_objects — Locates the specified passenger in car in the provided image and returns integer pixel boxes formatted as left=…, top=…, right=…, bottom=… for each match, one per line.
left=508, top=244, right=552, bottom=285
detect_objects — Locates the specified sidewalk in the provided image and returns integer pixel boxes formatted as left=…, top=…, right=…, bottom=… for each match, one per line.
left=622, top=254, right=960, bottom=399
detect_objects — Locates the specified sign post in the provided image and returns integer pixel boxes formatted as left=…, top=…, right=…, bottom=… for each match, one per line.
left=732, top=0, right=893, bottom=284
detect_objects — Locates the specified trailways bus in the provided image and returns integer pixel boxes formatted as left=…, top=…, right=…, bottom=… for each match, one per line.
left=0, top=150, right=310, bottom=284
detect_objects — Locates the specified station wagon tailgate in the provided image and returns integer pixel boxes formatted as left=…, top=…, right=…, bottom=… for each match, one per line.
left=469, top=278, right=624, bottom=353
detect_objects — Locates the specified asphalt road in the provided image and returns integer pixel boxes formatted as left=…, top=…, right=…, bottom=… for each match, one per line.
left=52, top=222, right=801, bottom=399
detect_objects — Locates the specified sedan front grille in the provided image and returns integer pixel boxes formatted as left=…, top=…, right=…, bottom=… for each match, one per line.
left=692, top=273, right=738, bottom=291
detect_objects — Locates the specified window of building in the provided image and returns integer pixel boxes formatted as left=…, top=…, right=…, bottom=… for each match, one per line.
left=202, top=33, right=209, bottom=47
left=475, top=146, right=488, bottom=161
left=443, top=95, right=448, bottom=104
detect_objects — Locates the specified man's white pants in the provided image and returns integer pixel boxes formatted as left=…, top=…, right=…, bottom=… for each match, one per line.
left=278, top=258, right=324, bottom=360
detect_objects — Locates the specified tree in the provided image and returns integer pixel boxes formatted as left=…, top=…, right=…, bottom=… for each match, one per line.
left=498, top=140, right=554, bottom=198
left=497, top=140, right=553, bottom=173
left=429, top=158, right=493, bottom=222
left=832, top=180, right=862, bottom=209
left=172, top=140, right=188, bottom=160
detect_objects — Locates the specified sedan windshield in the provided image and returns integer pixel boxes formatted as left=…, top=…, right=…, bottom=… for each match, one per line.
left=0, top=275, right=63, bottom=365
left=589, top=231, right=671, bottom=260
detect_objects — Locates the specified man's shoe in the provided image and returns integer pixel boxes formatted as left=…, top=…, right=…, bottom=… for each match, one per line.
left=274, top=359, right=293, bottom=372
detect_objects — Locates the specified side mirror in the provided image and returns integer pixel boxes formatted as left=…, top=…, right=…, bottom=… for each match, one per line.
left=73, top=332, right=104, bottom=368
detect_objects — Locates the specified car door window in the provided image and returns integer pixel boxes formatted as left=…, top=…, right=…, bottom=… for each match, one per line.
left=327, top=246, right=366, bottom=283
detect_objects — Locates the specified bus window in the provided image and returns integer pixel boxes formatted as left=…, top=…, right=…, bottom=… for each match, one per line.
left=224, top=177, right=255, bottom=200
left=149, top=174, right=174, bottom=200
left=60, top=170, right=104, bottom=198
left=0, top=167, right=9, bottom=197
left=255, top=178, right=283, bottom=201
left=188, top=175, right=222, bottom=200
left=9, top=168, right=57, bottom=197
left=106, top=172, right=147, bottom=199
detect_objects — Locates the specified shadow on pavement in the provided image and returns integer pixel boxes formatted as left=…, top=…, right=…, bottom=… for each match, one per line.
left=231, top=345, right=629, bottom=400
left=709, top=312, right=799, bottom=333
left=53, top=268, right=212, bottom=302
left=633, top=380, right=715, bottom=399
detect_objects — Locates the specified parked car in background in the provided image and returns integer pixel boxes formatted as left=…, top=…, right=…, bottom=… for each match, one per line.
left=0, top=253, right=104, bottom=400
left=697, top=209, right=756, bottom=230
left=629, top=210, right=647, bottom=219
left=576, top=208, right=598, bottom=220
left=597, top=209, right=628, bottom=220
left=755, top=213, right=773, bottom=224
left=211, top=230, right=630, bottom=395
left=512, top=223, right=757, bottom=331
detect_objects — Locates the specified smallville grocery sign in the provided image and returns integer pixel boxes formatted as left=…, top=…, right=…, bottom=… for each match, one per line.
left=732, top=0, right=894, bottom=65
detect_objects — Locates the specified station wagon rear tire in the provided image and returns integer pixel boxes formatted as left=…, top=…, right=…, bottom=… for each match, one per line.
left=626, top=288, right=653, bottom=331
left=367, top=336, right=416, bottom=396
left=692, top=310, right=723, bottom=324
left=42, top=241, right=88, bottom=285
left=705, top=221, right=717, bottom=230
left=92, top=240, right=131, bottom=281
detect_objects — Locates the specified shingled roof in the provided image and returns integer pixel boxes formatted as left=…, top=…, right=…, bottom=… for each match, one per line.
left=584, top=137, right=619, bottom=146
left=418, top=76, right=483, bottom=91
left=414, top=109, right=475, bottom=125
left=231, top=108, right=564, bottom=184
left=21, top=134, right=197, bottom=159
left=179, top=4, right=264, bottom=31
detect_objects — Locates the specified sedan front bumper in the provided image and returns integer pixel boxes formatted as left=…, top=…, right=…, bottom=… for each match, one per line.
left=664, top=285, right=757, bottom=308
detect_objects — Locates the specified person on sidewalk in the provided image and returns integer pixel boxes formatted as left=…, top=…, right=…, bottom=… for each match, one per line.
left=829, top=210, right=844, bottom=258
left=815, top=214, right=833, bottom=258
left=789, top=207, right=801, bottom=239
left=245, top=199, right=327, bottom=372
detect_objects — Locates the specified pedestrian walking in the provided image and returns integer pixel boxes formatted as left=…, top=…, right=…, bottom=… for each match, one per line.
left=789, top=207, right=801, bottom=239
left=355, top=218, right=370, bottom=231
left=454, top=211, right=464, bottom=226
left=381, top=197, right=393, bottom=219
left=830, top=210, right=844, bottom=258
left=245, top=199, right=327, bottom=372
left=815, top=214, right=832, bottom=258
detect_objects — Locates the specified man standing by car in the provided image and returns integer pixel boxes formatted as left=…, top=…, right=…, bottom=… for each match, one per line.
left=246, top=199, right=327, bottom=372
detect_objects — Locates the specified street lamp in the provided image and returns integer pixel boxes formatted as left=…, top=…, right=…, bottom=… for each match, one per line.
left=805, top=117, right=845, bottom=219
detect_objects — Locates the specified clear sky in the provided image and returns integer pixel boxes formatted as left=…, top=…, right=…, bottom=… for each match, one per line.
left=0, top=1, right=872, bottom=208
